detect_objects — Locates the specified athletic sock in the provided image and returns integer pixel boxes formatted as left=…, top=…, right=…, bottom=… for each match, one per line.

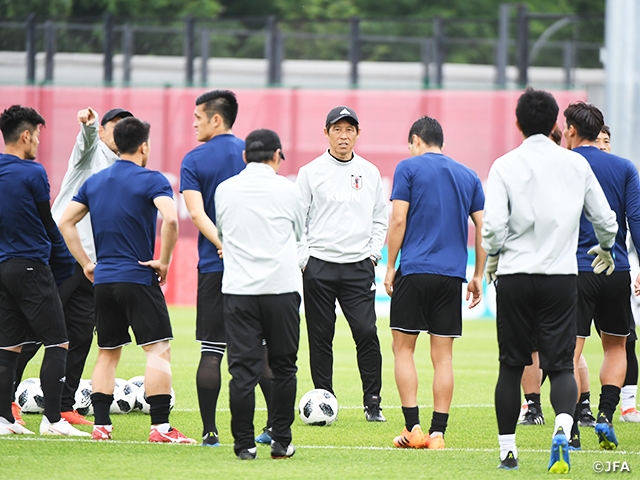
left=401, top=406, right=420, bottom=431
left=498, top=433, right=517, bottom=461
left=598, top=384, right=621, bottom=422
left=40, top=346, right=67, bottom=424
left=624, top=339, right=638, bottom=387
left=524, top=392, right=542, bottom=414
left=0, top=349, right=19, bottom=422
left=621, top=385, right=638, bottom=412
left=554, top=412, right=573, bottom=438
left=571, top=404, right=580, bottom=439
left=579, top=391, right=591, bottom=410
left=429, top=411, right=449, bottom=436
left=91, top=392, right=114, bottom=426
left=196, top=352, right=222, bottom=436
left=148, top=394, right=171, bottom=426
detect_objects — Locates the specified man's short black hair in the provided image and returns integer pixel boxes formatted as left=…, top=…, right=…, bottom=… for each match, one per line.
left=601, top=125, right=611, bottom=138
left=0, top=105, right=45, bottom=144
left=515, top=88, right=559, bottom=138
left=195, top=89, right=238, bottom=128
left=564, top=101, right=604, bottom=142
left=408, top=116, right=444, bottom=148
left=113, top=117, right=150, bottom=155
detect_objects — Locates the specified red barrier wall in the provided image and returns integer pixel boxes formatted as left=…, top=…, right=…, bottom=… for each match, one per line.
left=0, top=86, right=586, bottom=304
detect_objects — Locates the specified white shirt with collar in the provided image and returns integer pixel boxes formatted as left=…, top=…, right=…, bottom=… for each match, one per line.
left=296, top=150, right=388, bottom=269
left=215, top=162, right=305, bottom=295
left=51, top=119, right=119, bottom=263
left=482, top=134, right=617, bottom=275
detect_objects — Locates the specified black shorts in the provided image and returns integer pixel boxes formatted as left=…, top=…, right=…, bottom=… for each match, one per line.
left=390, top=272, right=463, bottom=337
left=496, top=274, right=576, bottom=372
left=577, top=271, right=631, bottom=338
left=0, top=258, right=67, bottom=347
left=94, top=282, right=173, bottom=349
left=196, top=271, right=226, bottom=353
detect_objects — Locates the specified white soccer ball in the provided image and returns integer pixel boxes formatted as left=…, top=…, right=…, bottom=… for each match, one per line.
left=298, top=389, right=338, bottom=426
left=110, top=378, right=136, bottom=414
left=127, top=376, right=175, bottom=414
left=73, top=379, right=93, bottom=416
left=15, top=378, right=45, bottom=414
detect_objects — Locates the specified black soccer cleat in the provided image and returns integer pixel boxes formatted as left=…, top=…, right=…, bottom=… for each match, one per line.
left=364, top=403, right=387, bottom=422
left=271, top=441, right=295, bottom=459
left=202, top=431, right=220, bottom=447
left=498, top=451, right=519, bottom=470
left=237, top=447, right=257, bottom=460
left=578, top=407, right=596, bottom=428
left=519, top=406, right=544, bottom=426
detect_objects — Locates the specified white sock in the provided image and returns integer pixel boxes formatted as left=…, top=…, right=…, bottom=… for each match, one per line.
left=554, top=413, right=573, bottom=438
left=498, top=433, right=517, bottom=461
left=621, top=385, right=638, bottom=411
left=153, top=423, right=170, bottom=433
left=430, top=431, right=443, bottom=437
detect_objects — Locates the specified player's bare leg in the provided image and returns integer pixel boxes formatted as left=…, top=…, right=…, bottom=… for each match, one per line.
left=427, top=335, right=454, bottom=449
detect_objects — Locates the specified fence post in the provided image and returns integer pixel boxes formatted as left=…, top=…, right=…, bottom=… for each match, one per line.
left=123, top=24, right=133, bottom=85
left=516, top=4, right=529, bottom=86
left=44, top=20, right=55, bottom=83
left=266, top=16, right=280, bottom=86
left=348, top=16, right=360, bottom=87
left=200, top=28, right=209, bottom=86
left=496, top=3, right=510, bottom=87
left=420, top=38, right=432, bottom=88
left=563, top=41, right=575, bottom=87
left=26, top=13, right=36, bottom=84
left=185, top=15, right=195, bottom=86
left=103, top=14, right=114, bottom=85
left=433, top=17, right=444, bottom=87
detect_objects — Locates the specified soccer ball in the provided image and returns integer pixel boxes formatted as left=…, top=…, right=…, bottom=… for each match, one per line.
left=73, top=379, right=93, bottom=416
left=15, top=378, right=45, bottom=414
left=127, top=376, right=175, bottom=413
left=298, top=389, right=338, bottom=426
left=110, top=378, right=136, bottom=414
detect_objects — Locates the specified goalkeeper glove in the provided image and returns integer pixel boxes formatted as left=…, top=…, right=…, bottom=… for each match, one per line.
left=485, top=254, right=499, bottom=284
left=587, top=245, right=615, bottom=275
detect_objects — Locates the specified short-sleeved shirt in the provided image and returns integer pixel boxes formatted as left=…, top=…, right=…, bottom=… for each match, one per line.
left=0, top=154, right=52, bottom=264
left=73, top=159, right=173, bottom=285
left=180, top=134, right=245, bottom=273
left=574, top=146, right=640, bottom=272
left=390, top=152, right=484, bottom=280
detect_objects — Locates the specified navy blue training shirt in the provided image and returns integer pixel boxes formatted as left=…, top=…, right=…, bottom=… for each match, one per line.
left=0, top=154, right=52, bottom=264
left=575, top=145, right=640, bottom=271
left=179, top=134, right=245, bottom=273
left=73, top=159, right=174, bottom=285
left=390, top=152, right=485, bottom=280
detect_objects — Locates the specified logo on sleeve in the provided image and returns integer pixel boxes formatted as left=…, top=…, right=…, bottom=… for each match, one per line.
left=351, top=175, right=363, bottom=191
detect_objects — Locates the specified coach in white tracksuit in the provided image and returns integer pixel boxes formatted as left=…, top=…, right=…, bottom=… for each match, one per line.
left=15, top=107, right=132, bottom=423
left=297, top=106, right=388, bottom=422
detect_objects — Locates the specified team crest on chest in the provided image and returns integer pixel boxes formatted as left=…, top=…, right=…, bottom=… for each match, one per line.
left=351, top=175, right=363, bottom=191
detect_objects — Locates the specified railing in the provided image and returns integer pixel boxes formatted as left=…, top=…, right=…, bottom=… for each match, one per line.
left=0, top=4, right=604, bottom=88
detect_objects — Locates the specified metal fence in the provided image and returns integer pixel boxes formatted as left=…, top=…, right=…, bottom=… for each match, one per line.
left=0, top=4, right=604, bottom=88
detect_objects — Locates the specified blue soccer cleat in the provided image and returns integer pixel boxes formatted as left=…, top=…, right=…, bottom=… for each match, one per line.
left=547, top=427, right=570, bottom=474
left=497, top=450, right=519, bottom=470
left=595, top=414, right=618, bottom=450
left=255, top=427, right=272, bottom=445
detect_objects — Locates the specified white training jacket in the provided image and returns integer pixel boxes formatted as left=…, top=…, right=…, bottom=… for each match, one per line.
left=296, top=150, right=388, bottom=269
left=51, top=118, right=118, bottom=264
left=215, top=162, right=305, bottom=295
left=482, top=134, right=617, bottom=276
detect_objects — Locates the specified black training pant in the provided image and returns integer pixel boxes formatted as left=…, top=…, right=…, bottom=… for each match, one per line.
left=224, top=292, right=300, bottom=454
left=303, top=257, right=382, bottom=404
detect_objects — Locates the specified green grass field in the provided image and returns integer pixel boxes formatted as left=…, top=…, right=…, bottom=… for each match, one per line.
left=3, top=307, right=637, bottom=479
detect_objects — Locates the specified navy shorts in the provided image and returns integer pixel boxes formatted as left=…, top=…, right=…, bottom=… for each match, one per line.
left=94, top=282, right=172, bottom=348
left=390, top=271, right=463, bottom=337
left=0, top=258, right=67, bottom=347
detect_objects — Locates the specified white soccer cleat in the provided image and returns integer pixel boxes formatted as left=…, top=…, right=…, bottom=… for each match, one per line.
left=40, top=416, right=91, bottom=437
left=620, top=408, right=640, bottom=423
left=0, top=416, right=35, bottom=435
